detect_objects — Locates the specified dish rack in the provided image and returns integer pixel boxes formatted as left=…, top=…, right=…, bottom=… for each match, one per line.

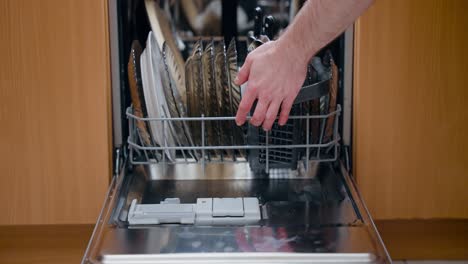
left=126, top=104, right=341, bottom=174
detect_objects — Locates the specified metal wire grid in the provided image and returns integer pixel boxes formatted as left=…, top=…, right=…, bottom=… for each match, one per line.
left=127, top=105, right=341, bottom=173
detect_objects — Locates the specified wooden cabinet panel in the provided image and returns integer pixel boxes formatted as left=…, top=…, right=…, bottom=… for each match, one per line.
left=376, top=220, right=468, bottom=260
left=354, top=0, right=468, bottom=219
left=0, top=0, right=111, bottom=224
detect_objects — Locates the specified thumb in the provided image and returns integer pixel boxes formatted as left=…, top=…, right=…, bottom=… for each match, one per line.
left=235, top=56, right=252, bottom=85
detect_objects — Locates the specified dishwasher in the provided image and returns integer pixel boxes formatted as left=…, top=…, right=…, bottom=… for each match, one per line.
left=82, top=0, right=392, bottom=263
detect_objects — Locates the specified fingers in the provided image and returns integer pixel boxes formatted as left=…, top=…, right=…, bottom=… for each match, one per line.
left=250, top=100, right=269, bottom=127
left=278, top=97, right=294, bottom=126
left=235, top=56, right=252, bottom=85
left=235, top=85, right=257, bottom=126
left=262, top=100, right=281, bottom=131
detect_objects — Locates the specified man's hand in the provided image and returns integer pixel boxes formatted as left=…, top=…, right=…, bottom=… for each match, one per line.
left=234, top=40, right=308, bottom=131
left=233, top=0, right=374, bottom=130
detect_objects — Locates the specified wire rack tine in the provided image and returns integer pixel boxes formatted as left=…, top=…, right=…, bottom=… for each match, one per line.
left=317, top=115, right=326, bottom=159
left=136, top=128, right=150, bottom=162
left=148, top=128, right=159, bottom=162
left=334, top=107, right=341, bottom=159
left=306, top=113, right=310, bottom=173
left=201, top=114, right=206, bottom=178
left=265, top=129, right=269, bottom=174
left=129, top=116, right=135, bottom=163
left=176, top=123, right=188, bottom=162
left=162, top=119, right=167, bottom=167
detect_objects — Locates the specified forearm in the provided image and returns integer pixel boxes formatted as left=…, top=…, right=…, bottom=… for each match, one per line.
left=278, top=0, right=374, bottom=65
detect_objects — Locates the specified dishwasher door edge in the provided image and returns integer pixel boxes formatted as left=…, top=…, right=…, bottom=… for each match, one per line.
left=82, top=161, right=127, bottom=264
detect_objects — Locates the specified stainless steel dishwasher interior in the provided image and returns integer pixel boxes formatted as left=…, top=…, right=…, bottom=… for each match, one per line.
left=82, top=161, right=391, bottom=263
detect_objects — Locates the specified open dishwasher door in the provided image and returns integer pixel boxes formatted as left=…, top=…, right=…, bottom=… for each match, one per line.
left=82, top=0, right=391, bottom=263
left=82, top=161, right=390, bottom=264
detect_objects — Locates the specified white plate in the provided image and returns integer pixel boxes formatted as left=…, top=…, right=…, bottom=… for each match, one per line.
left=160, top=42, right=199, bottom=160
left=141, top=32, right=176, bottom=161
left=147, top=31, right=177, bottom=161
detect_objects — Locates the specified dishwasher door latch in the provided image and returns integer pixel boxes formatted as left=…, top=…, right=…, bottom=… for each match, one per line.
left=128, top=197, right=261, bottom=226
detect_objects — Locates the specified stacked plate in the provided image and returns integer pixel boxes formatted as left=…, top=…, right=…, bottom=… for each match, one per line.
left=137, top=32, right=197, bottom=162
left=129, top=1, right=245, bottom=162
left=185, top=39, right=245, bottom=159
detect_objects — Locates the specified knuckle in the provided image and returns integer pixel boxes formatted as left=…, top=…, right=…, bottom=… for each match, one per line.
left=253, top=111, right=266, bottom=121
left=262, top=93, right=273, bottom=102
left=282, top=102, right=292, bottom=112
left=248, top=81, right=258, bottom=91
left=245, top=55, right=253, bottom=64
left=252, top=111, right=264, bottom=120
left=246, top=84, right=257, bottom=94
left=265, top=112, right=275, bottom=121
left=238, top=104, right=249, bottom=113
left=249, top=87, right=258, bottom=95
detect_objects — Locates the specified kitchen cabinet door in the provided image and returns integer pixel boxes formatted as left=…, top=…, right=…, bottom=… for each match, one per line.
left=0, top=0, right=111, bottom=224
left=354, top=0, right=468, bottom=219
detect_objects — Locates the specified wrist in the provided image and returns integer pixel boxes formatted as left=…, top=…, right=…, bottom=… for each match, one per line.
left=276, top=36, right=311, bottom=69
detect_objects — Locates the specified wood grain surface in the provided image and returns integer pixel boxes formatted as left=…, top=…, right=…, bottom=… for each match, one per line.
left=354, top=0, right=468, bottom=219
left=376, top=220, right=468, bottom=260
left=0, top=0, right=111, bottom=224
left=0, top=225, right=94, bottom=264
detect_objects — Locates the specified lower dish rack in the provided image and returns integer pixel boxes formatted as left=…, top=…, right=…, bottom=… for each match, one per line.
left=126, top=104, right=341, bottom=175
